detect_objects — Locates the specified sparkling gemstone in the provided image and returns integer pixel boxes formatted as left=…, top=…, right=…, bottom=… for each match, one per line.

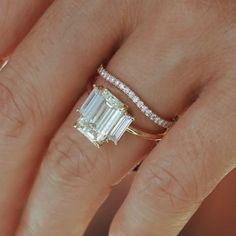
left=80, top=86, right=104, bottom=120
left=98, top=67, right=102, bottom=74
left=118, top=83, right=125, bottom=90
left=141, top=105, right=147, bottom=112
left=151, top=114, right=157, bottom=120
left=103, top=71, right=108, bottom=79
left=137, top=101, right=144, bottom=108
left=160, top=120, right=167, bottom=128
left=128, top=91, right=135, bottom=98
left=110, top=76, right=115, bottom=83
left=132, top=96, right=139, bottom=103
left=102, top=89, right=124, bottom=109
left=115, top=80, right=120, bottom=86
left=108, top=115, right=134, bottom=144
left=123, top=87, right=130, bottom=94
left=145, top=109, right=152, bottom=117
left=154, top=117, right=161, bottom=124
left=75, top=86, right=134, bottom=147
left=106, top=75, right=111, bottom=81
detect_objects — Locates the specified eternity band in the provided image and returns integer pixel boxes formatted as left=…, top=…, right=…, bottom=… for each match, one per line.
left=98, top=65, right=177, bottom=129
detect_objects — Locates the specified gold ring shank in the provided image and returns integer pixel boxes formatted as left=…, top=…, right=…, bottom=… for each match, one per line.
left=127, top=126, right=166, bottom=142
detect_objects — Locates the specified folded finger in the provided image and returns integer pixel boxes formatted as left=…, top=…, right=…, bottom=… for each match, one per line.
left=110, top=77, right=236, bottom=236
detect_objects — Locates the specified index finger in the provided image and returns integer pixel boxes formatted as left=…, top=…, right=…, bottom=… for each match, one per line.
left=0, top=0, right=53, bottom=57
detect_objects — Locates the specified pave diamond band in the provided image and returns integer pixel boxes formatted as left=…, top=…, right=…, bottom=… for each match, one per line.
left=98, top=65, right=176, bottom=129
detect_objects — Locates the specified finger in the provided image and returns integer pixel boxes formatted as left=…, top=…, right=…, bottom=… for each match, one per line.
left=0, top=0, right=121, bottom=234
left=110, top=76, right=236, bottom=236
left=16, top=23, right=205, bottom=235
left=85, top=173, right=135, bottom=236
left=182, top=168, right=236, bottom=235
left=0, top=0, right=53, bottom=57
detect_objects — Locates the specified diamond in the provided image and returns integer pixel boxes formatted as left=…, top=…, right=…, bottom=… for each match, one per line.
left=150, top=114, right=157, bottom=120
left=103, top=71, right=108, bottom=79
left=109, top=115, right=134, bottom=144
left=110, top=76, right=115, bottom=83
left=160, top=120, right=167, bottom=128
left=128, top=91, right=135, bottom=98
left=132, top=96, right=139, bottom=103
left=98, top=66, right=103, bottom=74
left=96, top=108, right=122, bottom=135
left=80, top=86, right=103, bottom=120
left=141, top=105, right=147, bottom=112
left=137, top=101, right=144, bottom=108
left=102, top=89, right=124, bottom=109
left=154, top=117, right=161, bottom=124
left=114, top=80, right=120, bottom=86
left=145, top=109, right=152, bottom=117
left=75, top=86, right=133, bottom=147
left=118, top=83, right=125, bottom=90
left=106, top=75, right=111, bottom=81
left=123, top=87, right=130, bottom=94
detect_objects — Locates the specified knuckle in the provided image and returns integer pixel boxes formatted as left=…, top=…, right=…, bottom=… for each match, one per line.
left=0, top=61, right=46, bottom=134
left=181, top=127, right=205, bottom=163
left=177, top=130, right=210, bottom=200
left=0, top=71, right=44, bottom=139
left=44, top=130, right=100, bottom=184
left=140, top=163, right=199, bottom=208
left=143, top=128, right=212, bottom=205
left=0, top=80, right=29, bottom=138
left=199, top=78, right=236, bottom=166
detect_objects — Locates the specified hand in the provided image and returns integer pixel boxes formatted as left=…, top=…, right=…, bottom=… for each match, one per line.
left=1, top=1, right=236, bottom=235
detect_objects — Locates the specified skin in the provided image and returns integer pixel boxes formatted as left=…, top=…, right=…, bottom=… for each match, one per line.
left=0, top=0, right=236, bottom=235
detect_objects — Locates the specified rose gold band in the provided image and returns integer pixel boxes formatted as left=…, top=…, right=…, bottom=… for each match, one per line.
left=126, top=126, right=166, bottom=142
left=0, top=58, right=9, bottom=71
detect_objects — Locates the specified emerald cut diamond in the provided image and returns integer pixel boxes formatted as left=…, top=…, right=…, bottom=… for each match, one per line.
left=74, top=85, right=134, bottom=147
